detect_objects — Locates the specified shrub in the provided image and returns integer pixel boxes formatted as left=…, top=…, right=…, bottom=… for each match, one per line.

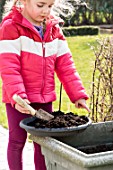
left=89, top=37, right=113, bottom=122
left=63, top=26, right=99, bottom=36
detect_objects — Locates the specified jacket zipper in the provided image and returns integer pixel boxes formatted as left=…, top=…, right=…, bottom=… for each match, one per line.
left=41, top=41, right=46, bottom=99
left=41, top=26, right=51, bottom=99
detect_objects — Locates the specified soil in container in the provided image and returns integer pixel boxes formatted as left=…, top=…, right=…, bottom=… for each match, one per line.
left=27, top=111, right=88, bottom=128
left=78, top=143, right=113, bottom=154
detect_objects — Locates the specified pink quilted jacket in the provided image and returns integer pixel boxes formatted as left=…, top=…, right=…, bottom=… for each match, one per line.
left=0, top=7, right=88, bottom=106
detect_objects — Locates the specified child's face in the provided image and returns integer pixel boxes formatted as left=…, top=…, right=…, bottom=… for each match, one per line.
left=21, top=0, right=55, bottom=26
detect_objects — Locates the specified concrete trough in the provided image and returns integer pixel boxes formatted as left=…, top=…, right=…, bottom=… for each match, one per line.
left=30, top=121, right=113, bottom=170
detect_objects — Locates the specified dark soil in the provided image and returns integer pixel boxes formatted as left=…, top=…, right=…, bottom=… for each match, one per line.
left=27, top=111, right=89, bottom=128
left=78, top=143, right=113, bottom=154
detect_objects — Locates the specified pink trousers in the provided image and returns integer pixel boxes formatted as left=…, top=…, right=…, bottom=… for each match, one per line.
left=6, top=102, right=52, bottom=170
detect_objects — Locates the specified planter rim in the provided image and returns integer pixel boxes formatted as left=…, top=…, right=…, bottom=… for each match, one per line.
left=93, top=120, right=113, bottom=124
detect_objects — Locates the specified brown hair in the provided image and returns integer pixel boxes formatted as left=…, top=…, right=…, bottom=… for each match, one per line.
left=13, top=0, right=18, bottom=6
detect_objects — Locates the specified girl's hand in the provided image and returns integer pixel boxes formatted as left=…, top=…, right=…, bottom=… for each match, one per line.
left=15, top=99, right=31, bottom=114
left=75, top=99, right=90, bottom=112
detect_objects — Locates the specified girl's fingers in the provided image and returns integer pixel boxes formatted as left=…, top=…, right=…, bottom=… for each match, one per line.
left=15, top=103, right=30, bottom=114
left=75, top=99, right=91, bottom=113
left=14, top=98, right=31, bottom=114
left=24, top=99, right=31, bottom=104
left=79, top=103, right=90, bottom=112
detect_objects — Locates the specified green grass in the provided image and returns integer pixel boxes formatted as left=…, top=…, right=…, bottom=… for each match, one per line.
left=0, top=79, right=8, bottom=128
left=0, top=34, right=110, bottom=128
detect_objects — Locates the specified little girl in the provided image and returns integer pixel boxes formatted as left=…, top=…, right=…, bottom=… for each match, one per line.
left=0, top=0, right=90, bottom=169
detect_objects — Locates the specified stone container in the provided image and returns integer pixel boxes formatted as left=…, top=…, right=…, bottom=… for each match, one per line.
left=30, top=121, right=113, bottom=170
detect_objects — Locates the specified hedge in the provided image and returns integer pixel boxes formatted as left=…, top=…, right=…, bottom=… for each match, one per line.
left=62, top=26, right=99, bottom=36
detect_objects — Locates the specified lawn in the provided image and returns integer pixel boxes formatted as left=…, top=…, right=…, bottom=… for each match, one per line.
left=0, top=34, right=110, bottom=128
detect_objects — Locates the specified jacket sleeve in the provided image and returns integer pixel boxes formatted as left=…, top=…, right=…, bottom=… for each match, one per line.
left=55, top=26, right=89, bottom=103
left=0, top=21, right=27, bottom=106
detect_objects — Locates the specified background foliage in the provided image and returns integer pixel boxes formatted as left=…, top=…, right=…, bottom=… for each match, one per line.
left=0, top=0, right=6, bottom=22
left=63, top=0, right=113, bottom=26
